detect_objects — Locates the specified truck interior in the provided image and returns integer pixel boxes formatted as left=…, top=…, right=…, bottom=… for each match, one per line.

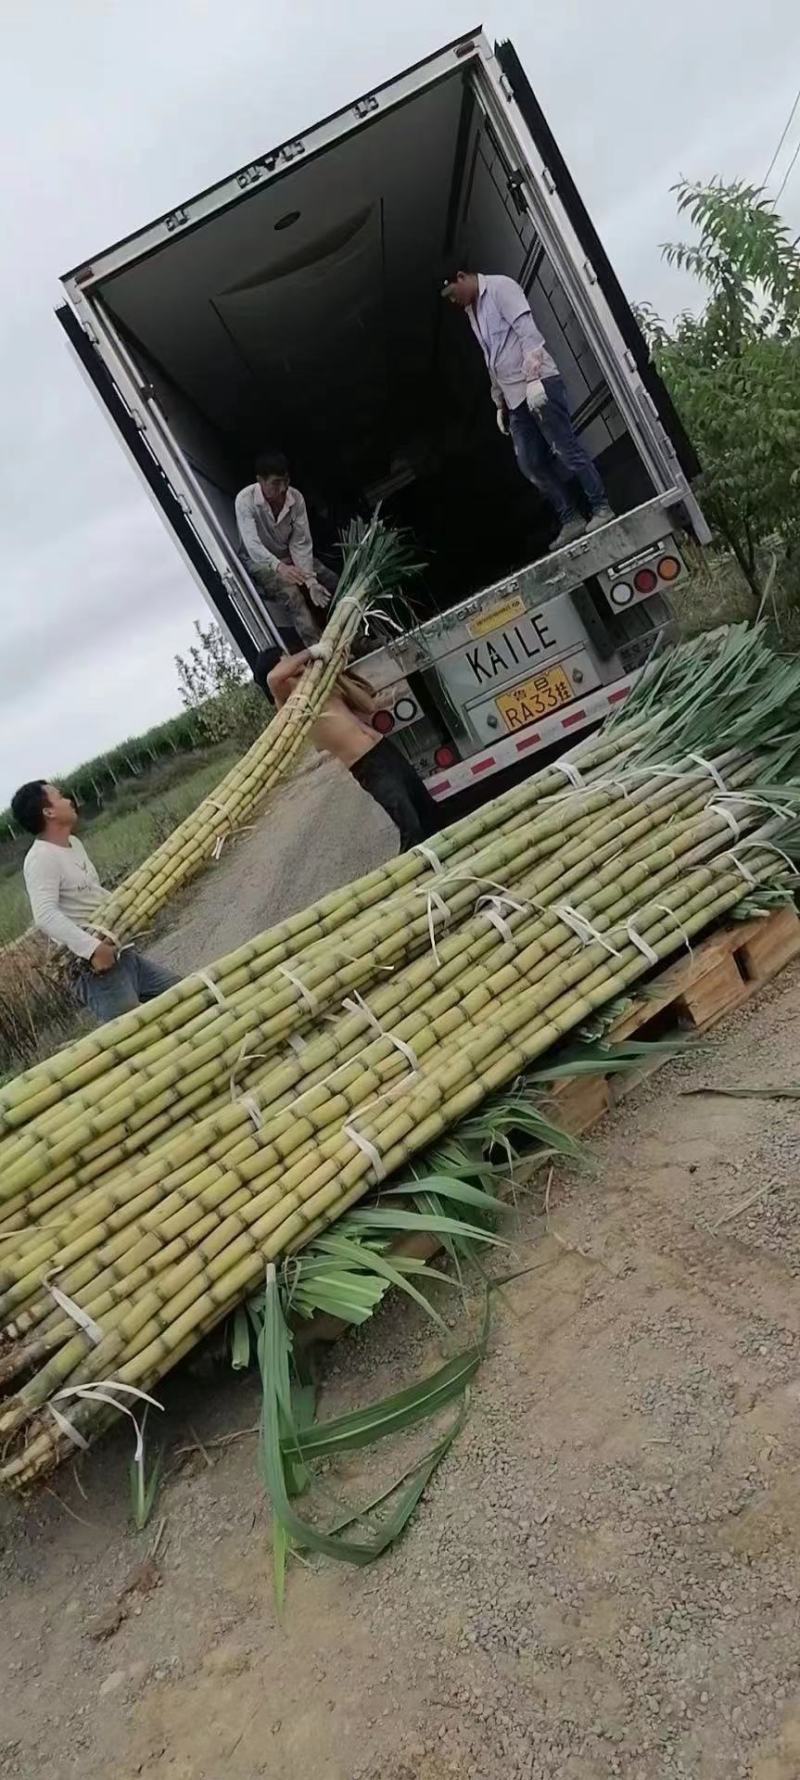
left=88, top=61, right=657, bottom=621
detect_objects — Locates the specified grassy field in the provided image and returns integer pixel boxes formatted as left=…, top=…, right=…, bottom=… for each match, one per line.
left=0, top=743, right=240, bottom=946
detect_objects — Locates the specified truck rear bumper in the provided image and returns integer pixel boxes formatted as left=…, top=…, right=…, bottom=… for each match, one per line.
left=424, top=672, right=636, bottom=799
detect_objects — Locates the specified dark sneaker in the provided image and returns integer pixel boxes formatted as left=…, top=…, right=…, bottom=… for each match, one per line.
left=585, top=504, right=615, bottom=533
left=548, top=516, right=587, bottom=552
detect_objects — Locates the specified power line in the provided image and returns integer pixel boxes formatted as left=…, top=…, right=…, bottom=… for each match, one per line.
left=774, top=132, right=800, bottom=208
left=763, top=82, right=800, bottom=188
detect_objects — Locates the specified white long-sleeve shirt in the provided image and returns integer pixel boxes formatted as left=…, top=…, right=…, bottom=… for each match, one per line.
left=235, top=483, right=316, bottom=578
left=467, top=273, right=558, bottom=410
left=23, top=836, right=104, bottom=960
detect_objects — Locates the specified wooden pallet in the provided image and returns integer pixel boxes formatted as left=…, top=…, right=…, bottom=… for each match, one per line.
left=300, top=904, right=800, bottom=1345
left=541, top=903, right=800, bottom=1138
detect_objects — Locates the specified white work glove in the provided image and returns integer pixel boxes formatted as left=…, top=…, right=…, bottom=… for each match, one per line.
left=495, top=407, right=509, bottom=436
left=307, top=577, right=331, bottom=609
left=526, top=379, right=548, bottom=413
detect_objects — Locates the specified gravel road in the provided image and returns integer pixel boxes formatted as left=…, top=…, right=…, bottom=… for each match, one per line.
left=151, top=752, right=398, bottom=978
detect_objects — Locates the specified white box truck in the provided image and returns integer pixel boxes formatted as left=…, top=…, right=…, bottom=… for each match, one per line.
left=57, top=27, right=708, bottom=804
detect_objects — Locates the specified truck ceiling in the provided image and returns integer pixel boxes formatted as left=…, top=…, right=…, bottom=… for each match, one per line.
left=56, top=26, right=703, bottom=650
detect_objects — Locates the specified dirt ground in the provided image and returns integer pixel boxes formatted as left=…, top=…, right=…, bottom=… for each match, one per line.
left=3, top=770, right=800, bottom=1780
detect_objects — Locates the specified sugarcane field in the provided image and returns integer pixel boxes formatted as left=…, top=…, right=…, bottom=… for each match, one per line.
left=4, top=10, right=800, bottom=1780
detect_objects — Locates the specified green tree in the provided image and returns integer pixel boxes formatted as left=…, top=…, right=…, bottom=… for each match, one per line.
left=175, top=620, right=268, bottom=746
left=640, top=179, right=800, bottom=604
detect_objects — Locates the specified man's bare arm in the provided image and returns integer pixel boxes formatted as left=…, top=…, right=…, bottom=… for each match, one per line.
left=266, top=650, right=312, bottom=707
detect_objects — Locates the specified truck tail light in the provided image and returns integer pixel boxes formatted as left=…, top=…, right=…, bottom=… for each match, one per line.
left=609, top=580, right=634, bottom=606
left=633, top=567, right=658, bottom=594
left=372, top=709, right=394, bottom=734
left=657, top=554, right=681, bottom=581
left=434, top=744, right=458, bottom=769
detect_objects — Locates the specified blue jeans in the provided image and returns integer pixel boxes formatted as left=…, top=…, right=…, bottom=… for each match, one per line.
left=77, top=947, right=180, bottom=1023
left=508, top=376, right=607, bottom=521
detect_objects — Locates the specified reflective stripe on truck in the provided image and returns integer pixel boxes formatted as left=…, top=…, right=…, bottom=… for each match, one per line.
left=424, top=675, right=634, bottom=799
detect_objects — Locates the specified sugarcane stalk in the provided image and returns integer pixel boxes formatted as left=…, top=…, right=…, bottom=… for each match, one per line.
left=1, top=845, right=778, bottom=1486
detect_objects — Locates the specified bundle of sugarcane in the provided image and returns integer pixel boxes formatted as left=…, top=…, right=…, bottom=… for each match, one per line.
left=0, top=617, right=742, bottom=1167
left=0, top=620, right=792, bottom=1237
left=0, top=519, right=410, bottom=1006
left=0, top=723, right=641, bottom=1236
left=2, top=626, right=800, bottom=1485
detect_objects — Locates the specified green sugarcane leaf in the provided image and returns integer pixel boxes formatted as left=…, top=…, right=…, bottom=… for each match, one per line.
left=129, top=1442, right=163, bottom=1532
left=284, top=1381, right=315, bottom=1497
left=314, top=1234, right=449, bottom=1331
left=295, top=1286, right=387, bottom=1320
left=345, top=1207, right=502, bottom=1245
left=230, top=1305, right=252, bottom=1371
left=273, top=1513, right=290, bottom=1613
left=379, top=1174, right=504, bottom=1214
left=298, top=1297, right=378, bottom=1326
left=283, top=1313, right=489, bottom=1462
left=260, top=1266, right=479, bottom=1569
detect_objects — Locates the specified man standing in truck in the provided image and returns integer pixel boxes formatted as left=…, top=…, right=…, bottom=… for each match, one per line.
left=235, top=449, right=338, bottom=647
left=441, top=266, right=613, bottom=552
left=11, top=780, right=180, bottom=1022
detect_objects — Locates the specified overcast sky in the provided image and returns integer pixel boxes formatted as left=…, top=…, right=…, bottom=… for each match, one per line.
left=1, top=0, right=799, bottom=806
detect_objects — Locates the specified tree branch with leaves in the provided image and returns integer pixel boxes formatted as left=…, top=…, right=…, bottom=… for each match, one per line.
left=639, top=178, right=800, bottom=606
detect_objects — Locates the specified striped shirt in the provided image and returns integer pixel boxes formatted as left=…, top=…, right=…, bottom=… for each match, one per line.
left=467, top=273, right=558, bottom=410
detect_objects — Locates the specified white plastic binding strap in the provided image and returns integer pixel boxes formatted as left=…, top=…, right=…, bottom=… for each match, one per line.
left=413, top=840, right=444, bottom=874
left=414, top=884, right=450, bottom=965
left=708, top=801, right=741, bottom=840
left=476, top=893, right=526, bottom=945
left=554, top=904, right=622, bottom=957
left=92, top=921, right=123, bottom=946
left=49, top=1380, right=163, bottom=1464
left=727, top=851, right=758, bottom=886
left=552, top=759, right=585, bottom=790
left=308, top=640, right=334, bottom=663
left=286, top=1032, right=308, bottom=1057
left=229, top=1039, right=269, bottom=1103
left=648, top=901, right=694, bottom=962
left=341, top=989, right=419, bottom=1072
left=734, top=837, right=799, bottom=877
left=688, top=752, right=728, bottom=793
left=195, top=968, right=228, bottom=1008
left=238, top=1093, right=263, bottom=1133
left=363, top=606, right=404, bottom=633
left=49, top=1403, right=90, bottom=1451
left=44, top=1275, right=103, bottom=1347
left=343, top=1122, right=386, bottom=1180
left=206, top=798, right=232, bottom=859
left=277, top=962, right=319, bottom=1011
left=625, top=918, right=659, bottom=966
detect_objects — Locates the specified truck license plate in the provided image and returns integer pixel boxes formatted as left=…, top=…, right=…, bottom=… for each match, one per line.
left=496, top=665, right=573, bottom=732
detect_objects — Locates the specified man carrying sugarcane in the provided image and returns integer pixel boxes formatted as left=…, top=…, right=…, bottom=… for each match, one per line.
left=255, top=648, right=440, bottom=852
left=11, top=780, right=180, bottom=1022
left=235, top=449, right=337, bottom=648
left=441, top=265, right=614, bottom=552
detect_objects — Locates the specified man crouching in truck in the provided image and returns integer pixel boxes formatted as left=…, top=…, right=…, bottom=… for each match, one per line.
left=255, top=647, right=440, bottom=852
left=236, top=448, right=337, bottom=648
left=11, top=780, right=180, bottom=1022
